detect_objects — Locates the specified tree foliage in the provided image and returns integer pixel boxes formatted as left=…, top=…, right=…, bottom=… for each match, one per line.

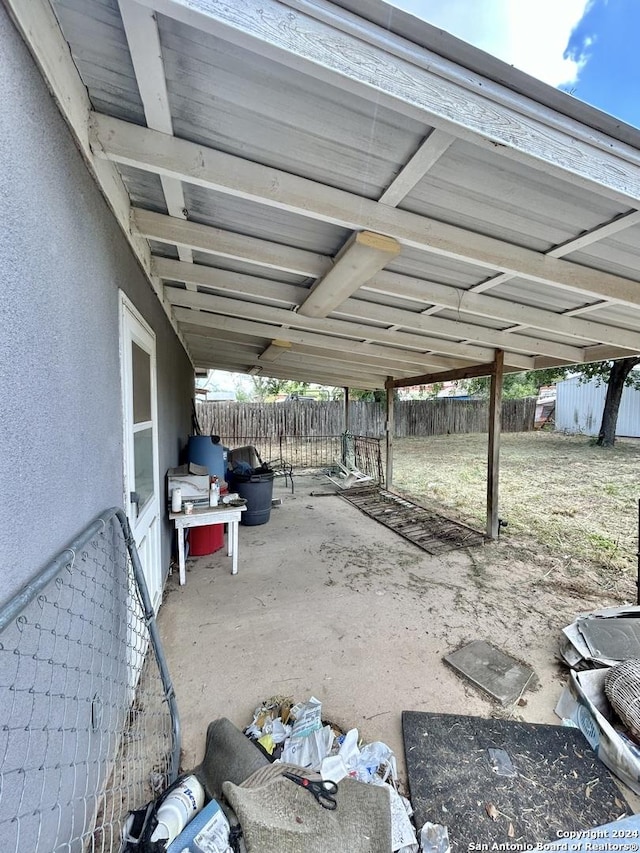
left=463, top=367, right=571, bottom=399
left=577, top=359, right=640, bottom=391
left=577, top=357, right=640, bottom=446
left=249, top=377, right=313, bottom=400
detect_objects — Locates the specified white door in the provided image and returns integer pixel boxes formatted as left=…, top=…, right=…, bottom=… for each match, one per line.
left=120, top=293, right=162, bottom=612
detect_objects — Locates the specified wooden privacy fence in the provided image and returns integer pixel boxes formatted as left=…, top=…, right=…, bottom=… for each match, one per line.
left=197, top=397, right=536, bottom=439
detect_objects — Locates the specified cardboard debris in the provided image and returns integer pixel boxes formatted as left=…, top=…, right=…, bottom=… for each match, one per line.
left=560, top=605, right=640, bottom=668
left=556, top=667, right=640, bottom=795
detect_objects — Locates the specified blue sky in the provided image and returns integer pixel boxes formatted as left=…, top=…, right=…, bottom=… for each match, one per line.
left=389, top=0, right=640, bottom=129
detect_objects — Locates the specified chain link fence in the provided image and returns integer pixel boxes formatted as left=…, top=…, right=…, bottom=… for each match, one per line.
left=0, top=508, right=180, bottom=853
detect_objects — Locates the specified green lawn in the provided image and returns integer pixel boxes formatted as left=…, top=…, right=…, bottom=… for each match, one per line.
left=393, top=432, right=639, bottom=579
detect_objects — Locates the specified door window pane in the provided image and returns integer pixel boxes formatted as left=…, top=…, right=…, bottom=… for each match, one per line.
left=132, top=342, right=151, bottom=424
left=134, top=427, right=154, bottom=510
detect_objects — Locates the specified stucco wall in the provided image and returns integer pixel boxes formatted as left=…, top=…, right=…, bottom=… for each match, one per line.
left=0, top=5, right=193, bottom=606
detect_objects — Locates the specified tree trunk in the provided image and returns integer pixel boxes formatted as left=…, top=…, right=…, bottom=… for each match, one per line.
left=596, top=357, right=640, bottom=447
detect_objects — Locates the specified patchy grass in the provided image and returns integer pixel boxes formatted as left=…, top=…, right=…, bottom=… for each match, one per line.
left=393, top=432, right=640, bottom=579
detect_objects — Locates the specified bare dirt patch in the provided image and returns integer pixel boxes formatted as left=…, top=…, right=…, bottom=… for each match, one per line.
left=392, top=432, right=639, bottom=600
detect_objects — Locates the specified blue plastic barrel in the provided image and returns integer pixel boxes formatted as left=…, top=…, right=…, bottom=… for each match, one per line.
left=186, top=435, right=227, bottom=480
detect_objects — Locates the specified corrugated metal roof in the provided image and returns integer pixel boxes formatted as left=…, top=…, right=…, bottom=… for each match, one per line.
left=587, top=305, right=640, bottom=334
left=191, top=253, right=313, bottom=286
left=401, top=139, right=626, bottom=253
left=117, top=165, right=167, bottom=214
left=564, top=226, right=640, bottom=283
left=42, top=0, right=640, bottom=387
left=182, top=185, right=349, bottom=255
left=385, top=248, right=489, bottom=288
left=158, top=15, right=427, bottom=199
left=488, top=279, right=593, bottom=313
left=53, top=0, right=145, bottom=123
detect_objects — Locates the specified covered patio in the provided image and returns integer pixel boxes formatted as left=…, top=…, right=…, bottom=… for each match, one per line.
left=6, top=0, right=640, bottom=843
left=158, top=473, right=578, bottom=779
left=10, top=0, right=640, bottom=531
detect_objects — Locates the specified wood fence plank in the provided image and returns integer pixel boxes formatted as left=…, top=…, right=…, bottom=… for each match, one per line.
left=196, top=398, right=535, bottom=439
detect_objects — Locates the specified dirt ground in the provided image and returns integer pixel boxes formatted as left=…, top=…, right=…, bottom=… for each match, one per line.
left=158, top=433, right=640, bottom=803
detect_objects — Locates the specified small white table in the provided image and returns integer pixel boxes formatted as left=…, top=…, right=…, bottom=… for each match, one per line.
left=170, top=504, right=246, bottom=584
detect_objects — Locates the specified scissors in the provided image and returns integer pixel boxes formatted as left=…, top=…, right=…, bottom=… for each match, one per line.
left=282, top=772, right=338, bottom=810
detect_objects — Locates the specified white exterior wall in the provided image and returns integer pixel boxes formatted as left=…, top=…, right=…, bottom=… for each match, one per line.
left=556, top=376, right=640, bottom=437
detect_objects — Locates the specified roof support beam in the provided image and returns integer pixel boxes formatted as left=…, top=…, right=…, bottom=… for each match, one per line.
left=133, top=0, right=640, bottom=207
left=298, top=231, right=401, bottom=318
left=487, top=350, right=504, bottom=540
left=335, top=298, right=584, bottom=362
left=175, top=310, right=481, bottom=372
left=385, top=378, right=394, bottom=488
left=133, top=208, right=330, bottom=278
left=390, top=361, right=497, bottom=389
left=118, top=0, right=193, bottom=269
left=469, top=209, right=640, bottom=297
left=379, top=130, right=455, bottom=207
left=258, top=340, right=292, bottom=363
left=189, top=351, right=385, bottom=388
left=140, top=210, right=640, bottom=352
left=366, top=272, right=640, bottom=352
left=166, top=289, right=535, bottom=367
left=582, top=345, right=640, bottom=364
left=3, top=0, right=187, bottom=352
left=188, top=336, right=432, bottom=378
left=92, top=114, right=640, bottom=308
left=189, top=342, right=393, bottom=380
left=153, top=258, right=306, bottom=306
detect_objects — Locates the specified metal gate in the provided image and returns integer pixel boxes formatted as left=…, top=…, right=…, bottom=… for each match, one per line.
left=0, top=508, right=180, bottom=852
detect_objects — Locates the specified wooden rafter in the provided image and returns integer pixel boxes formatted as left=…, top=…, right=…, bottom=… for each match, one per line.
left=132, top=0, right=640, bottom=206
left=92, top=114, right=640, bottom=309
left=118, top=1, right=194, bottom=269
left=166, top=289, right=535, bottom=367
left=175, top=309, right=480, bottom=372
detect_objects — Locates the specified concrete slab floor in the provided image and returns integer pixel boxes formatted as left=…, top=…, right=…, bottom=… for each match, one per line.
left=157, top=474, right=617, bottom=787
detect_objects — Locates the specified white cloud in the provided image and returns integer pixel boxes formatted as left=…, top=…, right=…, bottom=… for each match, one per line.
left=389, top=0, right=592, bottom=87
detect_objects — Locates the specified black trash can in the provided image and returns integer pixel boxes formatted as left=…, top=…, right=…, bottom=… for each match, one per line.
left=233, top=470, right=275, bottom=526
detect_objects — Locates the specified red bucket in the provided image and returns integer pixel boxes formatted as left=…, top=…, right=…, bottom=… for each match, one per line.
left=189, top=524, right=224, bottom=556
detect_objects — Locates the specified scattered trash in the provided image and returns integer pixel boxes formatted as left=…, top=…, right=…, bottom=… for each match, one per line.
left=244, top=695, right=294, bottom=757
left=487, top=748, right=517, bottom=778
left=282, top=723, right=334, bottom=768
left=419, top=822, right=450, bottom=853
left=381, top=781, right=418, bottom=852
left=555, top=667, right=640, bottom=794
left=244, top=694, right=416, bottom=851
left=167, top=797, right=231, bottom=853
left=123, top=696, right=416, bottom=853
left=557, top=606, right=640, bottom=792
left=605, top=659, right=640, bottom=738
